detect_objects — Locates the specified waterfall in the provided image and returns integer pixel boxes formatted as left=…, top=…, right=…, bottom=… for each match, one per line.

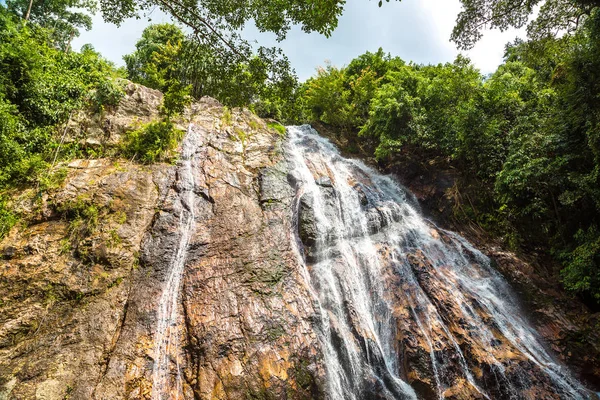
left=151, top=124, right=200, bottom=400
left=286, top=125, right=589, bottom=399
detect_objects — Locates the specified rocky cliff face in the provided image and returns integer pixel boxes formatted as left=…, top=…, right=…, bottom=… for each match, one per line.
left=0, top=86, right=598, bottom=400
left=285, top=125, right=595, bottom=400
left=0, top=86, right=323, bottom=399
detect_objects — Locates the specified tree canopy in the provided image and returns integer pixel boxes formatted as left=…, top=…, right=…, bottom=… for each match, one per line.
left=452, top=0, right=600, bottom=49
left=122, top=23, right=298, bottom=120
left=6, top=0, right=96, bottom=49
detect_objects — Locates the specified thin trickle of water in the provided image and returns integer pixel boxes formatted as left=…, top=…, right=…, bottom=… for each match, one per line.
left=151, top=124, right=201, bottom=400
left=286, top=125, right=590, bottom=399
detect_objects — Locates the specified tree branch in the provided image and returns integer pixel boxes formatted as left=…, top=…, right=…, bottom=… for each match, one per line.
left=471, top=0, right=532, bottom=31
left=153, top=0, right=243, bottom=57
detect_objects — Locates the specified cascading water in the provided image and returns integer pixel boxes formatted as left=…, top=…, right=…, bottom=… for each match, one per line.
left=286, top=125, right=590, bottom=399
left=151, top=124, right=201, bottom=400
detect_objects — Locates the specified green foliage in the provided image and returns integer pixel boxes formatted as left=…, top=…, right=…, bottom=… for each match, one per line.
left=451, top=0, right=599, bottom=49
left=59, top=196, right=98, bottom=225
left=0, top=6, right=124, bottom=189
left=561, top=226, right=600, bottom=300
left=267, top=121, right=286, bottom=136
left=107, top=228, right=122, bottom=247
left=90, top=76, right=125, bottom=114
left=0, top=6, right=126, bottom=192
left=56, top=197, right=97, bottom=262
left=299, top=48, right=407, bottom=154
left=123, top=24, right=297, bottom=116
left=221, top=107, right=233, bottom=126
left=360, top=66, right=426, bottom=160
left=6, top=0, right=96, bottom=49
left=123, top=120, right=183, bottom=163
left=99, top=0, right=345, bottom=47
left=0, top=196, right=18, bottom=240
left=301, top=63, right=355, bottom=131
left=123, top=24, right=186, bottom=91
left=123, top=26, right=191, bottom=117
left=161, top=80, right=192, bottom=118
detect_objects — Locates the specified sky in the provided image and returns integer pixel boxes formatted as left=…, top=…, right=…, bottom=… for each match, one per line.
left=72, top=0, right=526, bottom=81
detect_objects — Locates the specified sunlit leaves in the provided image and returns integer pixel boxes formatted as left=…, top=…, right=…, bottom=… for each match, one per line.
left=0, top=6, right=123, bottom=186
left=123, top=23, right=298, bottom=118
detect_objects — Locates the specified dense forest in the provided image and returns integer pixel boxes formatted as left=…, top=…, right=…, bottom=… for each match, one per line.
left=1, top=0, right=600, bottom=309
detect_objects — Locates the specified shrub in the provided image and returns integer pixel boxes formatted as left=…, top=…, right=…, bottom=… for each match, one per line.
left=0, top=196, right=17, bottom=240
left=267, top=121, right=286, bottom=136
left=123, top=120, right=183, bottom=163
left=561, top=226, right=600, bottom=301
left=90, top=79, right=125, bottom=113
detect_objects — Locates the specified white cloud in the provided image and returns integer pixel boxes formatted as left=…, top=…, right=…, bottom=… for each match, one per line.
left=72, top=0, right=527, bottom=78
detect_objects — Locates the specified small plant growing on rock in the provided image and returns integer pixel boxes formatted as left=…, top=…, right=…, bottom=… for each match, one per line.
left=122, top=59, right=190, bottom=164
left=38, top=166, right=69, bottom=192
left=267, top=121, right=286, bottom=136
left=123, top=120, right=183, bottom=163
left=107, top=228, right=122, bottom=247
left=0, top=196, right=17, bottom=240
left=248, top=119, right=261, bottom=131
left=59, top=238, right=72, bottom=255
left=57, top=196, right=102, bottom=261
left=222, top=107, right=233, bottom=126
left=235, top=128, right=249, bottom=147
left=89, top=79, right=126, bottom=114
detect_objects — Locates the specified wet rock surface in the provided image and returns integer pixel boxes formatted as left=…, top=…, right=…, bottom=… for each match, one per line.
left=389, top=156, right=600, bottom=393
left=65, top=82, right=165, bottom=151
left=313, top=121, right=600, bottom=394
left=289, top=125, right=596, bottom=400
left=0, top=160, right=168, bottom=400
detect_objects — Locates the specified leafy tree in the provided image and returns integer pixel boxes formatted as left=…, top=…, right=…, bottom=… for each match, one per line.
left=99, top=0, right=349, bottom=109
left=123, top=23, right=186, bottom=90
left=6, top=0, right=96, bottom=49
left=562, top=226, right=600, bottom=301
left=100, top=0, right=345, bottom=44
left=359, top=66, right=426, bottom=160
left=124, top=23, right=298, bottom=119
left=301, top=63, right=355, bottom=131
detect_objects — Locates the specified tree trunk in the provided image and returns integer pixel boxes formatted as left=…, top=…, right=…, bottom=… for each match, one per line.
left=24, top=0, right=34, bottom=21
left=65, top=32, right=75, bottom=53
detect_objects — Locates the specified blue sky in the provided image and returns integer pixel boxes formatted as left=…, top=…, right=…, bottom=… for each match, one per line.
left=72, top=0, right=526, bottom=81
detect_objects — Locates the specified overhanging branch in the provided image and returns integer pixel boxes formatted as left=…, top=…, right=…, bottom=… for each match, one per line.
left=154, top=0, right=244, bottom=58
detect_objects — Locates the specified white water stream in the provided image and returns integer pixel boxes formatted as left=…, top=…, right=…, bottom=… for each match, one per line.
left=286, top=125, right=590, bottom=400
left=151, top=125, right=200, bottom=400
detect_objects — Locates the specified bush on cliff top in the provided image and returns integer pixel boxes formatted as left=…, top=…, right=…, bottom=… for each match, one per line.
left=123, top=120, right=183, bottom=164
